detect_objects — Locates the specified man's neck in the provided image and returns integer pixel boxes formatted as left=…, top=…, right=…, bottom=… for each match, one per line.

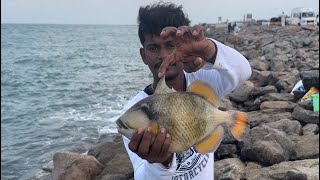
left=152, top=73, right=186, bottom=93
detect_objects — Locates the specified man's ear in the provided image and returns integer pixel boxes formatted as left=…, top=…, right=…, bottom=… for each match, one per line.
left=140, top=48, right=147, bottom=65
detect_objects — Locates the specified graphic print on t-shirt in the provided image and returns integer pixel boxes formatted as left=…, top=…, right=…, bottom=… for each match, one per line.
left=172, top=148, right=210, bottom=180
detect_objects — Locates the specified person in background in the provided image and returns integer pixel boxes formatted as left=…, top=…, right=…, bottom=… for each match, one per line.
left=228, top=23, right=232, bottom=33
left=281, top=12, right=286, bottom=27
left=232, top=22, right=240, bottom=35
left=119, top=2, right=252, bottom=180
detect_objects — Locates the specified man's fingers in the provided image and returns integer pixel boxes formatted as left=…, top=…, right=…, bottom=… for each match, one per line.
left=191, top=25, right=203, bottom=35
left=193, top=57, right=204, bottom=66
left=158, top=53, right=175, bottom=78
left=137, top=127, right=153, bottom=156
left=158, top=133, right=171, bottom=158
left=183, top=57, right=204, bottom=73
left=160, top=27, right=178, bottom=38
left=148, top=128, right=167, bottom=163
left=128, top=128, right=144, bottom=152
left=176, top=26, right=190, bottom=36
left=149, top=128, right=167, bottom=155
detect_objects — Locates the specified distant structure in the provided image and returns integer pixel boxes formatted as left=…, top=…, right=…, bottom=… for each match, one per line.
left=290, top=7, right=317, bottom=26
left=246, top=13, right=253, bottom=22
left=218, top=17, right=222, bottom=24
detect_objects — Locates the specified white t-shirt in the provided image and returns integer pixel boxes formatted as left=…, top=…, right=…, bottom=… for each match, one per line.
left=120, top=39, right=252, bottom=180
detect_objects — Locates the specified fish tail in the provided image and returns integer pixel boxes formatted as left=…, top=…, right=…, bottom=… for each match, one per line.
left=228, top=111, right=247, bottom=141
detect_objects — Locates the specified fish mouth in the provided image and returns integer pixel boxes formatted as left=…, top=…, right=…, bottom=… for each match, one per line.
left=116, top=118, right=129, bottom=129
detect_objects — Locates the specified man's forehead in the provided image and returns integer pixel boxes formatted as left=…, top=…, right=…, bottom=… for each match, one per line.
left=144, top=34, right=174, bottom=44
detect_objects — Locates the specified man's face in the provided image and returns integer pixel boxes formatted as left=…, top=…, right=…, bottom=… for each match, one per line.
left=140, top=34, right=183, bottom=80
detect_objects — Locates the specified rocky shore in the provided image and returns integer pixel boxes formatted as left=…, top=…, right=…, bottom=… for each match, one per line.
left=36, top=24, right=319, bottom=180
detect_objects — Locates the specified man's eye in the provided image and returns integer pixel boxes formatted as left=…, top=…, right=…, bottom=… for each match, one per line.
left=168, top=44, right=175, bottom=48
left=148, top=47, right=158, bottom=52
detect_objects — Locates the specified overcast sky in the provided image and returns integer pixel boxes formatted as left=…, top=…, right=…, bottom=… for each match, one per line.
left=1, top=0, right=319, bottom=25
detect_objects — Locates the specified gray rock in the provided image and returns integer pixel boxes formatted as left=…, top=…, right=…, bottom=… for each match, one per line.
left=302, top=124, right=319, bottom=135
left=292, top=135, right=319, bottom=160
left=248, top=109, right=292, bottom=128
left=260, top=93, right=295, bottom=102
left=229, top=81, right=254, bottom=102
left=245, top=159, right=319, bottom=180
left=251, top=86, right=278, bottom=97
left=216, top=144, right=237, bottom=158
left=292, top=106, right=319, bottom=124
left=52, top=151, right=104, bottom=180
left=265, top=119, right=302, bottom=135
left=260, top=101, right=296, bottom=112
left=214, top=158, right=245, bottom=180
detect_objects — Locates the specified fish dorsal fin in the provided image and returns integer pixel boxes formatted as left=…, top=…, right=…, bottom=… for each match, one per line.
left=187, top=80, right=220, bottom=107
left=194, top=125, right=224, bottom=154
left=154, top=75, right=176, bottom=94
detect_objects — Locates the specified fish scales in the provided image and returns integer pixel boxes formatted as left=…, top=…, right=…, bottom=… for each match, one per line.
left=145, top=92, right=210, bottom=151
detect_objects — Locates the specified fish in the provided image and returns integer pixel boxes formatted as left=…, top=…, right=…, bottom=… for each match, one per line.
left=116, top=76, right=247, bottom=154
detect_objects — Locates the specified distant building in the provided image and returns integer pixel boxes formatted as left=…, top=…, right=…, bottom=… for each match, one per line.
left=218, top=17, right=222, bottom=24
left=246, top=13, right=253, bottom=22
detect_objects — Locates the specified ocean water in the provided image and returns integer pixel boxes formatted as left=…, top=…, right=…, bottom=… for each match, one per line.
left=1, top=24, right=152, bottom=180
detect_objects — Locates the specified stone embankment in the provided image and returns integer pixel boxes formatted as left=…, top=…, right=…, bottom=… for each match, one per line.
left=37, top=24, right=319, bottom=180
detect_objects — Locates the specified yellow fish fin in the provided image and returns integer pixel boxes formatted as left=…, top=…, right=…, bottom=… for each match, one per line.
left=149, top=121, right=159, bottom=136
left=229, top=112, right=247, bottom=141
left=187, top=80, right=219, bottom=107
left=154, top=75, right=176, bottom=94
left=194, top=125, right=224, bottom=154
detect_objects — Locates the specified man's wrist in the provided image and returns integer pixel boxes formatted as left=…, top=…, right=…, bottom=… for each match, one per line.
left=161, top=154, right=174, bottom=168
left=205, top=39, right=217, bottom=64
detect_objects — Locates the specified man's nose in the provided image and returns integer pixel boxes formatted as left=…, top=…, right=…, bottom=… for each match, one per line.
left=159, top=48, right=172, bottom=60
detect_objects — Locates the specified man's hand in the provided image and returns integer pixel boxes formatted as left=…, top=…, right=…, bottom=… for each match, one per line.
left=128, top=126, right=173, bottom=167
left=158, top=25, right=216, bottom=77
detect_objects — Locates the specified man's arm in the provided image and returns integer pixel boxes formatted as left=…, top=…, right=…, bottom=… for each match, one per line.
left=157, top=25, right=251, bottom=97
left=186, top=38, right=252, bottom=98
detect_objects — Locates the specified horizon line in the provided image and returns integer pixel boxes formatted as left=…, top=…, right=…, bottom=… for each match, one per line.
left=1, top=22, right=139, bottom=26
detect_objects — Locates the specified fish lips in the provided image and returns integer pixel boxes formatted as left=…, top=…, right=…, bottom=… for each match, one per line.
left=116, top=118, right=129, bottom=129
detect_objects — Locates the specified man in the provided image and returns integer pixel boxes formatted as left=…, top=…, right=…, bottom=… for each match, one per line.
left=120, top=2, right=252, bottom=180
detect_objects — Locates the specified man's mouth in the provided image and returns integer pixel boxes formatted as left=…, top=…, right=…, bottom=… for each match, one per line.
left=155, top=62, right=177, bottom=69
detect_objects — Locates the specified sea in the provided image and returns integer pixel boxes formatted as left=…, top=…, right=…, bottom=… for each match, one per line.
left=1, top=24, right=153, bottom=180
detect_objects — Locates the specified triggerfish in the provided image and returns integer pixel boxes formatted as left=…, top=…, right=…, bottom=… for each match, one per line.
left=116, top=76, right=247, bottom=154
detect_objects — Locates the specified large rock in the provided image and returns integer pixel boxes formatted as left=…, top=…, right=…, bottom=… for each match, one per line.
left=214, top=158, right=245, bottom=180
left=292, top=106, right=319, bottom=124
left=260, top=101, right=296, bottom=112
left=87, top=134, right=134, bottom=180
left=248, top=109, right=292, bottom=128
left=292, top=135, right=319, bottom=160
left=229, top=81, right=254, bottom=102
left=52, top=152, right=104, bottom=180
left=245, top=158, right=319, bottom=180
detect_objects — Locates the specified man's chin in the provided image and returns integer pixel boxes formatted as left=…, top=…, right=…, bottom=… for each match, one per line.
left=164, top=70, right=179, bottom=81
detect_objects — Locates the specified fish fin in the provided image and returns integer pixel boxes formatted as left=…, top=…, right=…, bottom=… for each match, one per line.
left=187, top=80, right=220, bottom=107
left=229, top=111, right=247, bottom=141
left=149, top=121, right=159, bottom=136
left=194, top=125, right=224, bottom=154
left=154, top=75, right=176, bottom=94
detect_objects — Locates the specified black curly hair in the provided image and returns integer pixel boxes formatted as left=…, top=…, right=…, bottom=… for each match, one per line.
left=137, top=1, right=191, bottom=46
